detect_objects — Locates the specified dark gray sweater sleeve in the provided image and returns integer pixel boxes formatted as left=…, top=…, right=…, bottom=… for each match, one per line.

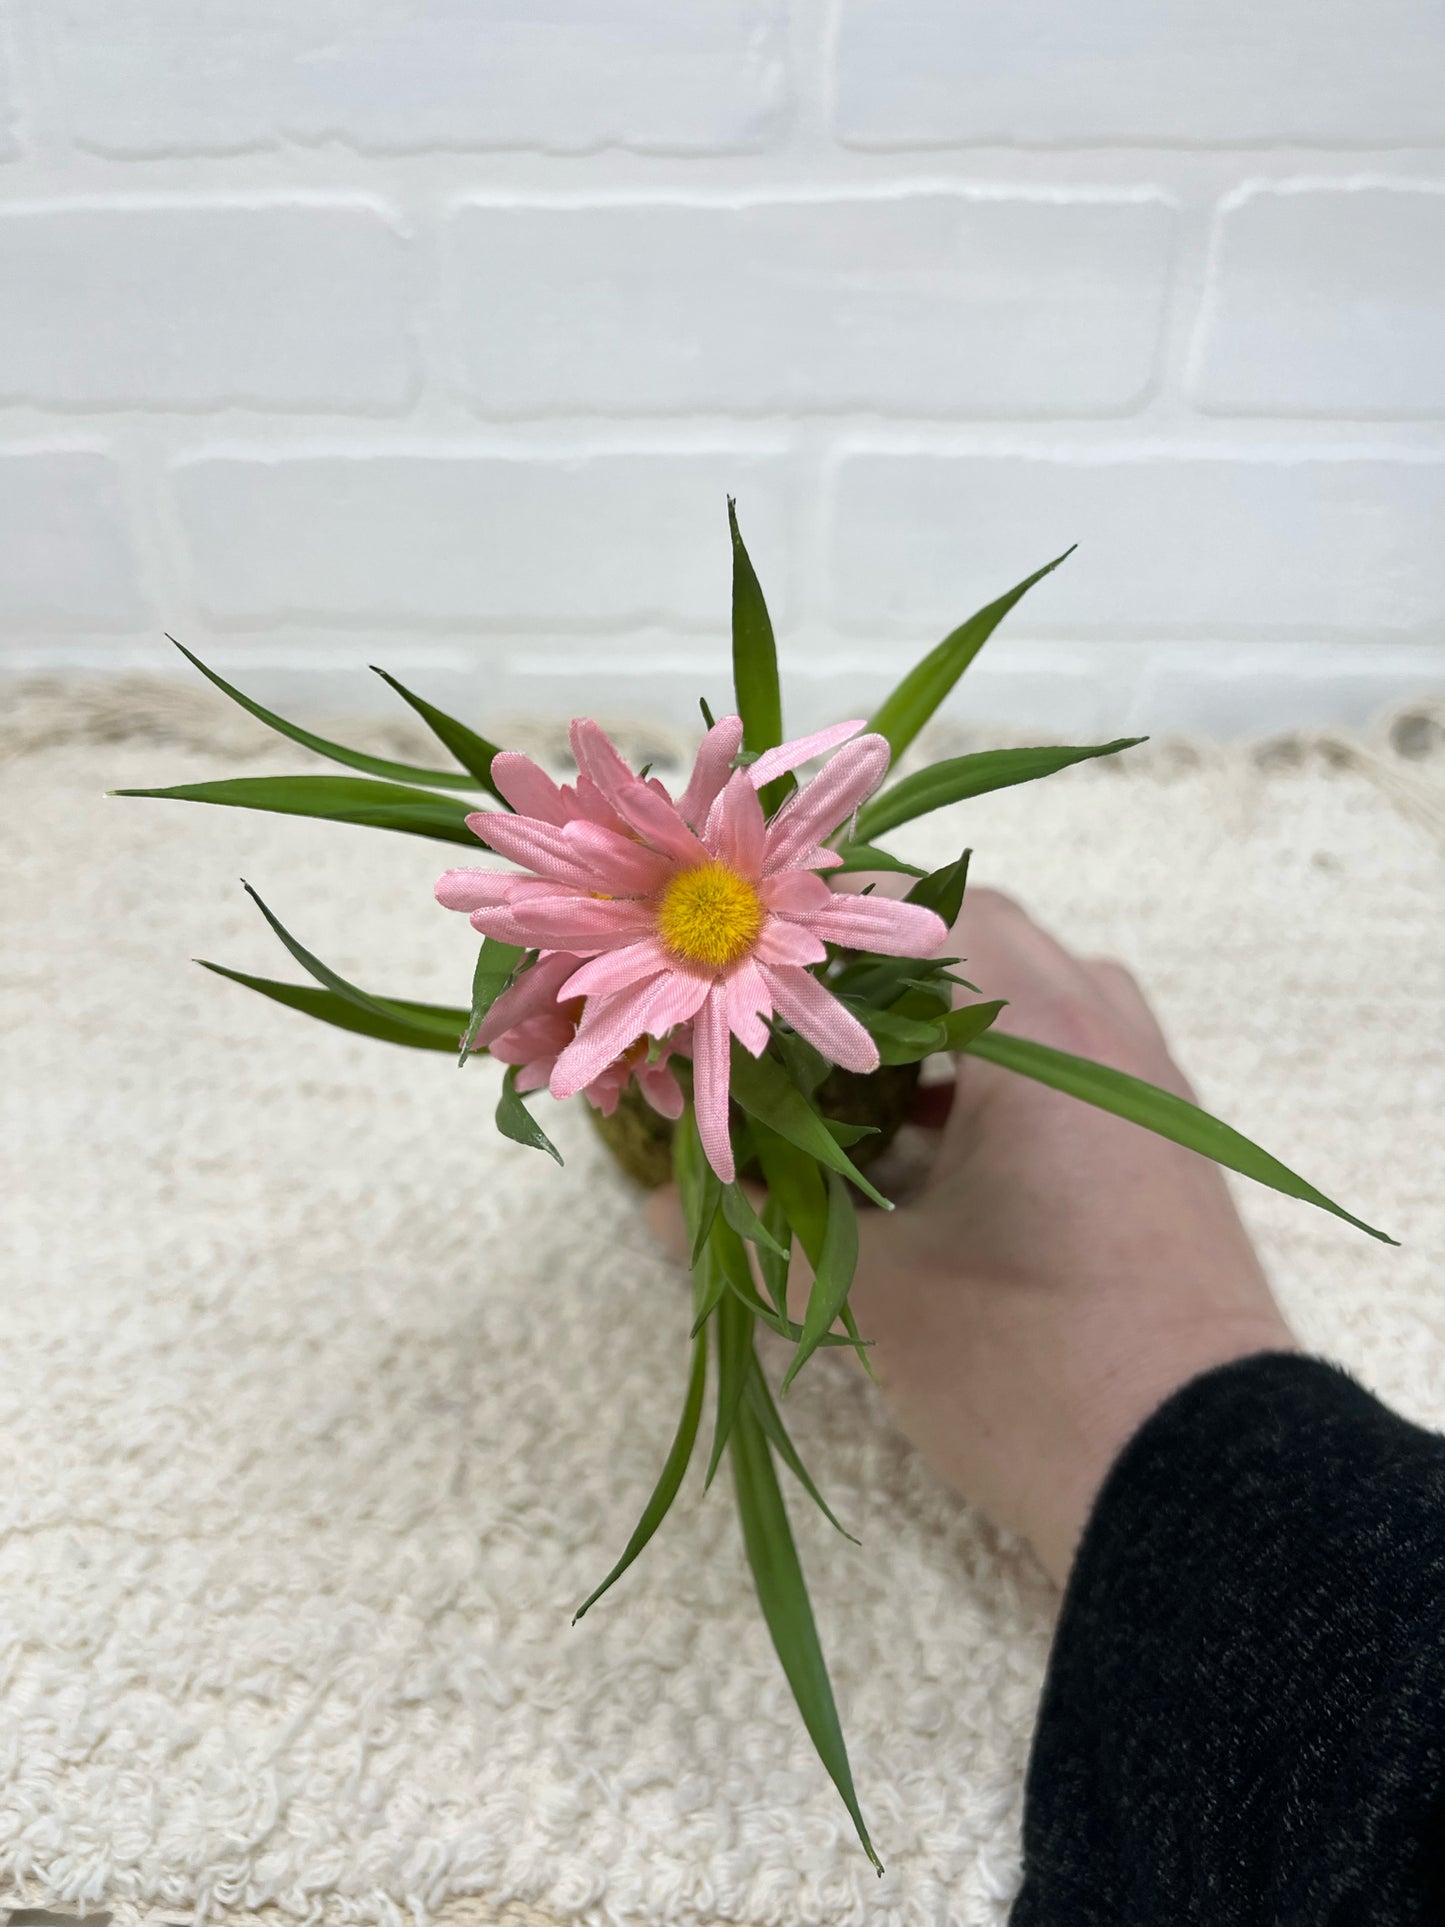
left=1008, top=1350, right=1445, bottom=1926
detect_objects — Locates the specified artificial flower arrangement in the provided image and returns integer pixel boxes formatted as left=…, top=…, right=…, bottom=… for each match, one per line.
left=120, top=504, right=1389, bottom=1871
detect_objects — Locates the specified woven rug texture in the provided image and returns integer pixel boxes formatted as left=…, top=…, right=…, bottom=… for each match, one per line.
left=1, top=686, right=1443, bottom=1927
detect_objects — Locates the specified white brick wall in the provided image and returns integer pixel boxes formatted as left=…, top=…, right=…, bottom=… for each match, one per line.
left=1, top=0, right=1442, bottom=738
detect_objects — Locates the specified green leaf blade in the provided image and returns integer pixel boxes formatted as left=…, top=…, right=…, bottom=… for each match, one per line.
left=830, top=844, right=928, bottom=879
left=728, top=498, right=788, bottom=815
left=114, top=774, right=478, bottom=846
left=370, top=665, right=509, bottom=802
left=459, top=938, right=525, bottom=1062
left=166, top=637, right=487, bottom=792
left=573, top=1332, right=708, bottom=1623
left=745, top=1359, right=858, bottom=1544
left=967, top=1029, right=1394, bottom=1244
left=905, top=848, right=971, bottom=926
left=196, top=961, right=467, bottom=1053
left=729, top=1046, right=893, bottom=1212
left=866, top=549, right=1076, bottom=766
left=939, top=998, right=1008, bottom=1052
left=729, top=1400, right=882, bottom=1873
left=855, top=740, right=1145, bottom=843
left=782, top=1172, right=860, bottom=1396
left=495, top=1065, right=563, bottom=1166
left=705, top=1280, right=756, bottom=1490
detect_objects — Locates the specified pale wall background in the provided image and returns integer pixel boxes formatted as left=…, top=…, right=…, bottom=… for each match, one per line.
left=0, top=0, right=1443, bottom=739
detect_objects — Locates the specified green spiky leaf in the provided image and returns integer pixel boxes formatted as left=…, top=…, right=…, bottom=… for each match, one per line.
left=728, top=498, right=789, bottom=815
left=855, top=740, right=1145, bottom=843
left=866, top=549, right=1076, bottom=765
left=830, top=844, right=929, bottom=879
left=370, top=665, right=508, bottom=801
left=906, top=848, right=971, bottom=926
left=495, top=1065, right=562, bottom=1166
left=459, top=939, right=525, bottom=1063
left=113, top=774, right=476, bottom=845
left=745, top=1358, right=858, bottom=1544
left=705, top=1278, right=756, bottom=1489
left=967, top=1030, right=1394, bottom=1243
left=782, top=1172, right=860, bottom=1395
left=165, top=636, right=488, bottom=792
left=196, top=960, right=467, bottom=1052
left=939, top=998, right=1008, bottom=1051
left=573, top=1331, right=707, bottom=1622
left=729, top=1400, right=882, bottom=1874
left=729, top=1046, right=892, bottom=1211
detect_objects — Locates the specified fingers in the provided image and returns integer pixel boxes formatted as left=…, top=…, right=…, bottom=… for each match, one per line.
left=645, top=1182, right=688, bottom=1262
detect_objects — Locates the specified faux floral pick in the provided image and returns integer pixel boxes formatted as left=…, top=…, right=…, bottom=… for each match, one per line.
left=120, top=502, right=1391, bottom=1870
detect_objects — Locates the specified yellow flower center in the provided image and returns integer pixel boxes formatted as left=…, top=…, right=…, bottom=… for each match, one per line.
left=656, top=861, right=764, bottom=968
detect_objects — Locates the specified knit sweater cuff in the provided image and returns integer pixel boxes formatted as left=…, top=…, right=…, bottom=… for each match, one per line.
left=1010, top=1350, right=1445, bottom=1926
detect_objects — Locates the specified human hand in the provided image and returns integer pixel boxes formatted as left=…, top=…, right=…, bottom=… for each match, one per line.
left=648, top=886, right=1299, bottom=1590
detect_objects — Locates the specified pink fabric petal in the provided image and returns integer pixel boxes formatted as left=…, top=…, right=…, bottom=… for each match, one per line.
left=758, top=870, right=832, bottom=914
left=643, top=967, right=715, bottom=1033
left=515, top=1058, right=557, bottom=1093
left=677, top=713, right=745, bottom=829
left=569, top=718, right=640, bottom=812
left=488, top=751, right=568, bottom=825
left=746, top=720, right=866, bottom=790
left=691, top=991, right=735, bottom=1183
left=803, top=894, right=948, bottom=956
left=435, top=867, right=518, bottom=912
left=565, top=774, right=629, bottom=833
left=637, top=1060, right=685, bottom=1120
left=752, top=917, right=828, bottom=967
left=475, top=950, right=579, bottom=1049
left=722, top=959, right=772, bottom=1057
left=466, top=813, right=606, bottom=892
left=561, top=820, right=675, bottom=895
left=611, top=779, right=710, bottom=867
left=550, top=984, right=657, bottom=1097
left=559, top=938, right=673, bottom=1001
left=469, top=905, right=531, bottom=944
left=507, top=896, right=657, bottom=952
left=762, top=734, right=890, bottom=873
left=759, top=963, right=879, bottom=1075
left=704, top=769, right=767, bottom=879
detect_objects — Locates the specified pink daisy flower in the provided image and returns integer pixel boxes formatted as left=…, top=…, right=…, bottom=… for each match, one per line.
left=474, top=949, right=685, bottom=1121
left=437, top=715, right=946, bottom=1181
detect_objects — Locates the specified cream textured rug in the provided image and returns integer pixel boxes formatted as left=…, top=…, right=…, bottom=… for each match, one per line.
left=2, top=683, right=1443, bottom=1927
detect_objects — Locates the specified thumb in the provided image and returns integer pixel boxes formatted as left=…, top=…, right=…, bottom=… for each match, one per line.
left=645, top=1182, right=688, bottom=1264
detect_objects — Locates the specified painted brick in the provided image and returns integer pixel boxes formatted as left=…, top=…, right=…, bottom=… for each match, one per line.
left=1192, top=184, right=1445, bottom=418
left=50, top=0, right=787, bottom=156
left=171, top=450, right=792, bottom=627
left=446, top=193, right=1174, bottom=418
left=834, top=0, right=1445, bottom=146
left=0, top=202, right=414, bottom=411
left=828, top=451, right=1445, bottom=638
left=0, top=452, right=145, bottom=629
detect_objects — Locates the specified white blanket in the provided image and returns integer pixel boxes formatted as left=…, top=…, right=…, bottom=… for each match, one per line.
left=2, top=690, right=1442, bottom=1927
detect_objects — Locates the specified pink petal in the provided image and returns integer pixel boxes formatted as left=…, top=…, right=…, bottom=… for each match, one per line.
left=758, top=871, right=832, bottom=914
left=475, top=950, right=579, bottom=1049
left=612, top=780, right=710, bottom=867
left=704, top=769, right=767, bottom=879
left=569, top=718, right=640, bottom=812
left=435, top=867, right=518, bottom=912
left=549, top=976, right=670, bottom=1097
left=515, top=1057, right=557, bottom=1093
left=637, top=1060, right=685, bottom=1120
left=746, top=720, right=866, bottom=790
left=467, top=812, right=606, bottom=892
left=723, top=958, right=772, bottom=1056
left=559, top=938, right=674, bottom=1000
left=804, top=894, right=948, bottom=956
left=759, top=964, right=879, bottom=1075
left=762, top=734, right=890, bottom=873
left=507, top=895, right=657, bottom=952
left=469, top=905, right=531, bottom=944
left=489, top=751, right=568, bottom=825
left=561, top=820, right=674, bottom=895
left=753, top=917, right=828, bottom=967
left=691, top=991, right=735, bottom=1183
left=566, top=774, right=629, bottom=832
left=677, top=713, right=745, bottom=829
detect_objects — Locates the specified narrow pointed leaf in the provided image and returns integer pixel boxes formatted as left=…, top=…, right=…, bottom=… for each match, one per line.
left=674, top=1105, right=724, bottom=1270
left=757, top=1190, right=792, bottom=1320
left=728, top=497, right=789, bottom=815
left=459, top=938, right=525, bottom=1062
left=166, top=636, right=487, bottom=792
left=239, top=883, right=461, bottom=1039
left=197, top=960, right=467, bottom=1052
left=371, top=664, right=508, bottom=801
left=782, top=1172, right=860, bottom=1395
left=746, top=1358, right=859, bottom=1544
left=573, top=1331, right=707, bottom=1622
left=867, top=549, right=1076, bottom=765
left=967, top=1029, right=1394, bottom=1244
left=705, top=1280, right=756, bottom=1489
left=831, top=844, right=928, bottom=879
left=721, top=1181, right=790, bottom=1259
left=688, top=1245, right=731, bottom=1338
left=855, top=739, right=1145, bottom=842
left=906, top=848, right=971, bottom=926
left=753, top=1125, right=829, bottom=1269
left=729, top=1400, right=882, bottom=1873
left=496, top=1065, right=563, bottom=1166
left=824, top=1119, right=878, bottom=1148
left=729, top=1046, right=892, bottom=1211
left=848, top=1001, right=947, bottom=1065
left=113, top=774, right=477, bottom=846
left=940, top=998, right=1007, bottom=1051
